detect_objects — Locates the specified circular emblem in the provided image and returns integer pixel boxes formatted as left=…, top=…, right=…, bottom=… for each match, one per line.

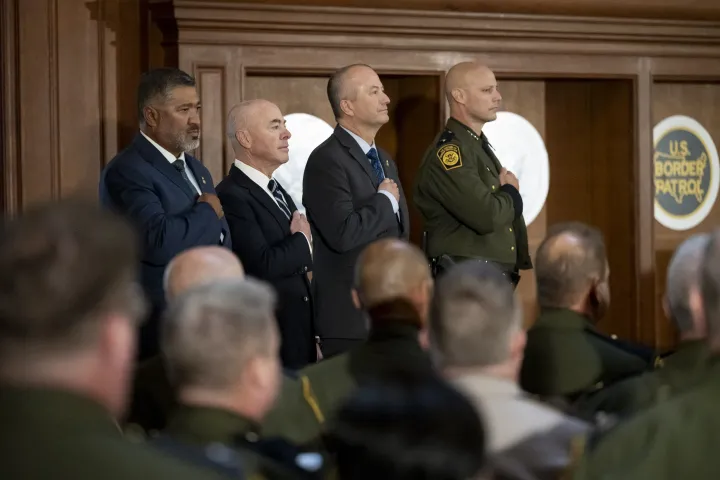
left=482, top=111, right=550, bottom=226
left=274, top=113, right=334, bottom=213
left=653, top=115, right=719, bottom=231
left=443, top=151, right=459, bottom=166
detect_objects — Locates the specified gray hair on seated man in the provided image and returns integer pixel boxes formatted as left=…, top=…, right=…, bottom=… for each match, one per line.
left=161, top=278, right=281, bottom=421
left=429, top=262, right=524, bottom=371
left=665, top=233, right=710, bottom=339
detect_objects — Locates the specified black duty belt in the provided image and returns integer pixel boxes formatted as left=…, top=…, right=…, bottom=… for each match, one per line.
left=431, top=255, right=520, bottom=288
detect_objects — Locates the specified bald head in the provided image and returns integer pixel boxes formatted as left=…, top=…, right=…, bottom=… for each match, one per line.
left=536, top=222, right=608, bottom=309
left=353, top=239, right=431, bottom=310
left=445, top=62, right=501, bottom=124
left=226, top=99, right=290, bottom=168
left=226, top=99, right=276, bottom=144
left=665, top=234, right=710, bottom=334
left=164, top=247, right=244, bottom=301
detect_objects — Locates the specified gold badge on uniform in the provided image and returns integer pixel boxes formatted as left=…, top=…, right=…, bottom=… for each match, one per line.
left=437, top=144, right=462, bottom=171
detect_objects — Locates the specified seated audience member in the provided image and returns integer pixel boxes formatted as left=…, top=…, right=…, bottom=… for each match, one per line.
left=125, top=246, right=245, bottom=435
left=325, top=372, right=489, bottom=480
left=262, top=238, right=434, bottom=445
left=573, top=229, right=720, bottom=479
left=575, top=233, right=711, bottom=417
left=218, top=99, right=316, bottom=369
left=0, top=200, right=239, bottom=479
left=161, top=278, right=321, bottom=479
left=520, top=222, right=656, bottom=417
left=431, top=261, right=589, bottom=479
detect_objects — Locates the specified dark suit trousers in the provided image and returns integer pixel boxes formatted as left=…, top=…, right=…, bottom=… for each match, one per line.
left=321, top=338, right=365, bottom=358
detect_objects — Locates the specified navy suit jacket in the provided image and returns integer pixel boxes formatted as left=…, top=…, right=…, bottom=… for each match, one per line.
left=216, top=165, right=315, bottom=369
left=99, top=133, right=231, bottom=315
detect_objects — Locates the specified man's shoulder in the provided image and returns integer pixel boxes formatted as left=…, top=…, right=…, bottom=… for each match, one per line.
left=307, top=133, right=343, bottom=164
left=103, top=142, right=145, bottom=175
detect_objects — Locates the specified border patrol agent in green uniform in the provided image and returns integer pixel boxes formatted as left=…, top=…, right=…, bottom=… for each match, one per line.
left=414, top=62, right=532, bottom=286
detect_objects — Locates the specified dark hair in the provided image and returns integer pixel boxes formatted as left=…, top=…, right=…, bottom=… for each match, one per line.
left=535, top=222, right=607, bottom=309
left=137, top=67, right=196, bottom=125
left=325, top=371, right=487, bottom=480
left=327, top=63, right=373, bottom=120
left=0, top=199, right=145, bottom=357
left=701, top=229, right=720, bottom=342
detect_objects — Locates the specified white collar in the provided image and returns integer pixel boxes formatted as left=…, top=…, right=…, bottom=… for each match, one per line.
left=234, top=159, right=274, bottom=191
left=340, top=126, right=376, bottom=155
left=141, top=131, right=185, bottom=164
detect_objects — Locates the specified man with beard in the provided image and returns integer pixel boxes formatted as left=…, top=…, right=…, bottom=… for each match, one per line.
left=100, top=68, right=231, bottom=360
left=520, top=222, right=657, bottom=416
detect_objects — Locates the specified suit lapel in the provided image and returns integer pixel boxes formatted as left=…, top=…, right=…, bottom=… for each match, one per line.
left=133, top=133, right=197, bottom=201
left=333, top=126, right=378, bottom=187
left=377, top=149, right=406, bottom=232
left=276, top=182, right=297, bottom=213
left=185, top=155, right=213, bottom=194
left=229, top=166, right=290, bottom=231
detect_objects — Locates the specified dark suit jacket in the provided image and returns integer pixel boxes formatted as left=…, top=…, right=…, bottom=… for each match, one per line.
left=216, top=165, right=315, bottom=369
left=99, top=133, right=231, bottom=356
left=302, top=126, right=410, bottom=342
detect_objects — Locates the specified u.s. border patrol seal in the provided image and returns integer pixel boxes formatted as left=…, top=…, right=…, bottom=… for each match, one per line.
left=438, top=144, right=462, bottom=170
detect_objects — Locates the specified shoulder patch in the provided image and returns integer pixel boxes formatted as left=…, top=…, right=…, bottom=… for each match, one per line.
left=437, top=144, right=462, bottom=171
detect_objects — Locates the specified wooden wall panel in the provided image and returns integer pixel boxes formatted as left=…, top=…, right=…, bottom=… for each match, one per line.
left=545, top=80, right=638, bottom=341
left=244, top=76, right=335, bottom=126
left=653, top=82, right=720, bottom=349
left=497, top=80, right=547, bottom=328
left=196, top=68, right=226, bottom=183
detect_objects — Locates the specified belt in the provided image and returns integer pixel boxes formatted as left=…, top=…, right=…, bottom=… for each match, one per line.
left=433, top=255, right=521, bottom=289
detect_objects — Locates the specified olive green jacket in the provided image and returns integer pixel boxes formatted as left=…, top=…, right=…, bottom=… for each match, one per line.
left=574, top=340, right=710, bottom=417
left=573, top=356, right=720, bottom=479
left=166, top=405, right=308, bottom=479
left=520, top=309, right=652, bottom=399
left=414, top=117, right=531, bottom=270
left=0, top=387, right=231, bottom=480
left=263, top=301, right=434, bottom=447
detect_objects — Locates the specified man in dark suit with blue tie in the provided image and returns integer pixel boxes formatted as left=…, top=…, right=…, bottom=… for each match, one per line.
left=216, top=99, right=316, bottom=369
left=99, top=68, right=231, bottom=359
left=303, top=64, right=410, bottom=358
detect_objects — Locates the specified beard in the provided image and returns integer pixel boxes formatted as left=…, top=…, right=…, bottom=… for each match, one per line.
left=172, top=128, right=201, bottom=153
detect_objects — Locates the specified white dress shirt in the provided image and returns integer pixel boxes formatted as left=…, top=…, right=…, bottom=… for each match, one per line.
left=340, top=126, right=400, bottom=214
left=141, top=131, right=201, bottom=194
left=234, top=160, right=313, bottom=255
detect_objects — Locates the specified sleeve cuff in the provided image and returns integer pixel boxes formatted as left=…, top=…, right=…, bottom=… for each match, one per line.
left=500, top=184, right=523, bottom=219
left=379, top=190, right=400, bottom=214
left=300, top=231, right=313, bottom=257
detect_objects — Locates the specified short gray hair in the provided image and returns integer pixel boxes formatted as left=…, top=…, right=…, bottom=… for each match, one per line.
left=700, top=230, right=720, bottom=343
left=429, top=262, right=522, bottom=368
left=665, top=234, right=710, bottom=332
left=161, top=278, right=278, bottom=389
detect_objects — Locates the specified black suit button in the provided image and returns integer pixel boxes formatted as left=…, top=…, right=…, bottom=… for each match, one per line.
left=303, top=296, right=309, bottom=302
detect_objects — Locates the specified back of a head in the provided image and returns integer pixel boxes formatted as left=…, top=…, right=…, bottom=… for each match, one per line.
left=164, top=246, right=244, bottom=301
left=699, top=230, right=720, bottom=346
left=353, top=239, right=431, bottom=310
left=430, top=262, right=521, bottom=369
left=0, top=199, right=143, bottom=366
left=535, top=222, right=607, bottom=309
left=326, top=371, right=487, bottom=480
left=665, top=234, right=710, bottom=333
left=161, top=278, right=278, bottom=390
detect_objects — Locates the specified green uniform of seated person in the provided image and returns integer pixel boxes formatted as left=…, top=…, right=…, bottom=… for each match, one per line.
left=414, top=62, right=532, bottom=286
left=574, top=234, right=712, bottom=417
left=520, top=223, right=657, bottom=417
left=572, top=231, right=720, bottom=480
left=159, top=278, right=324, bottom=480
left=262, top=239, right=435, bottom=447
left=0, top=201, right=239, bottom=480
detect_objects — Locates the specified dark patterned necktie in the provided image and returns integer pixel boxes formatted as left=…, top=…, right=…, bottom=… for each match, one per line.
left=268, top=179, right=292, bottom=220
left=172, top=159, right=198, bottom=198
left=366, top=147, right=385, bottom=184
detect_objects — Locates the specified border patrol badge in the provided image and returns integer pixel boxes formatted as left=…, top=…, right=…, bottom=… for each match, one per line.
left=437, top=144, right=462, bottom=171
left=653, top=115, right=719, bottom=231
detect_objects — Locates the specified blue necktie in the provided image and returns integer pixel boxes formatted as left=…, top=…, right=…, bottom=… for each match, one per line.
left=268, top=179, right=292, bottom=220
left=367, top=147, right=385, bottom=184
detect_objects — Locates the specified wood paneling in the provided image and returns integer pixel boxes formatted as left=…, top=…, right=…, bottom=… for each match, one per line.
left=222, top=0, right=720, bottom=21
left=244, top=76, right=335, bottom=126
left=196, top=67, right=226, bottom=183
left=653, top=82, right=720, bottom=349
left=497, top=80, right=547, bottom=328
left=545, top=80, right=638, bottom=341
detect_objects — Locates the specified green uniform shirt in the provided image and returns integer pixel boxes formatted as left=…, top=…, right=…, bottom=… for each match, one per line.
left=573, top=356, right=720, bottom=479
left=0, top=386, right=232, bottom=480
left=414, top=117, right=531, bottom=270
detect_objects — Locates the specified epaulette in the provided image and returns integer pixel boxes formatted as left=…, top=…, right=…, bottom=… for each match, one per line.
left=235, top=434, right=325, bottom=480
left=150, top=434, right=244, bottom=478
left=436, top=129, right=456, bottom=148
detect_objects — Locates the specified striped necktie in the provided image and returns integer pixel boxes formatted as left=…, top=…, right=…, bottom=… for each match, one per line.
left=268, top=179, right=292, bottom=219
left=366, top=147, right=385, bottom=184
